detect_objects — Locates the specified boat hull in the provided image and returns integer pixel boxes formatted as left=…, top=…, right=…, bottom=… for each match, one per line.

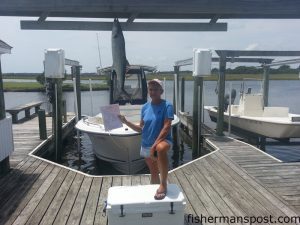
left=86, top=132, right=145, bottom=174
left=75, top=107, right=180, bottom=174
left=205, top=106, right=300, bottom=138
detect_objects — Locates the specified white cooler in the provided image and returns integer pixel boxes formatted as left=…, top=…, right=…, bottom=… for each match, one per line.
left=106, top=184, right=186, bottom=225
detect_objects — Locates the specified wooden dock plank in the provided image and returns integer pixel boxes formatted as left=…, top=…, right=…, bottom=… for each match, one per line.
left=24, top=168, right=69, bottom=225
left=173, top=169, right=215, bottom=225
left=168, top=172, right=197, bottom=225
left=0, top=162, right=51, bottom=225
left=66, top=176, right=93, bottom=225
left=53, top=173, right=85, bottom=225
left=11, top=166, right=60, bottom=225
left=0, top=159, right=42, bottom=209
left=184, top=164, right=242, bottom=223
left=208, top=153, right=291, bottom=219
left=197, top=157, right=271, bottom=222
left=190, top=162, right=248, bottom=220
left=121, top=175, right=131, bottom=186
left=216, top=151, right=299, bottom=217
left=131, top=175, right=141, bottom=185
left=112, top=176, right=122, bottom=187
left=93, top=177, right=112, bottom=225
left=80, top=178, right=103, bottom=225
left=39, top=171, right=77, bottom=225
left=140, top=174, right=150, bottom=185
left=180, top=165, right=227, bottom=224
left=0, top=156, right=34, bottom=190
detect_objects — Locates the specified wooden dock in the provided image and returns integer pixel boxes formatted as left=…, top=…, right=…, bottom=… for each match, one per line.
left=0, top=118, right=299, bottom=224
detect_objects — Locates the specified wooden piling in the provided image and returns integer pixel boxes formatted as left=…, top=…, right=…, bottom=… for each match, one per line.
left=172, top=66, right=180, bottom=150
left=263, top=65, right=270, bottom=107
left=38, top=109, right=47, bottom=140
left=53, top=80, right=63, bottom=162
left=75, top=66, right=81, bottom=119
left=180, top=77, right=185, bottom=112
left=216, top=54, right=227, bottom=136
left=261, top=65, right=270, bottom=151
left=192, top=76, right=203, bottom=158
left=62, top=100, right=67, bottom=123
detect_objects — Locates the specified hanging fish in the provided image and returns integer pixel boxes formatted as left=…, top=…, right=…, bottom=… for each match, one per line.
left=111, top=18, right=130, bottom=98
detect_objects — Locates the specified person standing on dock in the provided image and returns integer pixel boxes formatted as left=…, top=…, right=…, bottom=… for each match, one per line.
left=119, top=79, right=174, bottom=200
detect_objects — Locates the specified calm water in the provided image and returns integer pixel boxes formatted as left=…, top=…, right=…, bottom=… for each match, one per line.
left=4, top=79, right=300, bottom=175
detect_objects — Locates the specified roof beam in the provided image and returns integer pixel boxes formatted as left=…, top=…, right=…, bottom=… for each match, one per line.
left=20, top=21, right=227, bottom=32
left=65, top=58, right=80, bottom=67
left=215, top=50, right=300, bottom=57
left=3, top=0, right=300, bottom=19
left=175, top=57, right=273, bottom=67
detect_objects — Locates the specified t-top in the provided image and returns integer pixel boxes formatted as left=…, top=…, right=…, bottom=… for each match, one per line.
left=141, top=100, right=174, bottom=147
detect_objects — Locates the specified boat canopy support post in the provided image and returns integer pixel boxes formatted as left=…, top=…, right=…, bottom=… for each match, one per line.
left=216, top=54, right=227, bottom=136
left=172, top=66, right=180, bottom=151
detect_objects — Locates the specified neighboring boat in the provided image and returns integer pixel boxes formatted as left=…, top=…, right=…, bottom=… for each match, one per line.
left=76, top=104, right=180, bottom=174
left=205, top=92, right=300, bottom=139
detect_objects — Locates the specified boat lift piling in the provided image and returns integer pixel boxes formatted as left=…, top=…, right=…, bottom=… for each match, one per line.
left=216, top=53, right=227, bottom=136
left=71, top=65, right=82, bottom=120
left=172, top=66, right=180, bottom=152
left=44, top=51, right=81, bottom=162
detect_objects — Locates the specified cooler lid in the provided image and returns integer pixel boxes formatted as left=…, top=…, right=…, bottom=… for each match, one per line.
left=107, top=184, right=185, bottom=211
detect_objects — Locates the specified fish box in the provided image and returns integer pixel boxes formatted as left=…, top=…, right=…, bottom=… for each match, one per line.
left=106, top=184, right=186, bottom=225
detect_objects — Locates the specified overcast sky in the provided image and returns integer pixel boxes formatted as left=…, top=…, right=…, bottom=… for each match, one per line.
left=1, top=17, right=300, bottom=73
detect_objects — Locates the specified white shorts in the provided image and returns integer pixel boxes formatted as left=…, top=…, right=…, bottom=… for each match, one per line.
left=140, top=140, right=173, bottom=158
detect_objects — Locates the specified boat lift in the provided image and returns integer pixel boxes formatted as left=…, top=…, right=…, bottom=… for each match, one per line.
left=174, top=50, right=300, bottom=156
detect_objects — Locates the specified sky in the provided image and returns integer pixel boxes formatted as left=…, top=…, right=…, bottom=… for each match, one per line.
left=1, top=17, right=300, bottom=73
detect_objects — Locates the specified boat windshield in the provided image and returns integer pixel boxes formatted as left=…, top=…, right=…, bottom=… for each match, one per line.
left=240, top=78, right=263, bottom=96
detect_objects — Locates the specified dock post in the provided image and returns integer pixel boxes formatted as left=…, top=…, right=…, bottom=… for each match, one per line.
left=62, top=100, right=67, bottom=123
left=180, top=77, right=185, bottom=112
left=38, top=109, right=47, bottom=140
left=216, top=54, right=227, bottom=136
left=172, top=66, right=180, bottom=151
left=53, top=79, right=63, bottom=162
left=192, top=76, right=203, bottom=158
left=261, top=65, right=270, bottom=151
left=263, top=65, right=270, bottom=107
left=0, top=58, right=10, bottom=174
left=75, top=66, right=81, bottom=119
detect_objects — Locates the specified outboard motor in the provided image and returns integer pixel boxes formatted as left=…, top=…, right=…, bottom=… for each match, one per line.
left=224, top=89, right=236, bottom=111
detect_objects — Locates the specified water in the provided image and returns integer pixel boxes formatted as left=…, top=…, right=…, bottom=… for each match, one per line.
left=4, top=79, right=300, bottom=175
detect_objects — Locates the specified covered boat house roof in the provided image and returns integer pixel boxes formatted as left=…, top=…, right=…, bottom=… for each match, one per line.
left=1, top=0, right=300, bottom=31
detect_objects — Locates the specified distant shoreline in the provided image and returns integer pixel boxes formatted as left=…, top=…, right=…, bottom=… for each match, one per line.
left=2, top=73, right=299, bottom=92
left=3, top=82, right=109, bottom=92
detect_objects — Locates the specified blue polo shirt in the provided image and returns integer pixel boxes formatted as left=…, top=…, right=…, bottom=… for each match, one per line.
left=141, top=100, right=174, bottom=147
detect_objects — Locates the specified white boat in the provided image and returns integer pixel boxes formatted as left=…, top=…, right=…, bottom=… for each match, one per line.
left=75, top=105, right=180, bottom=174
left=205, top=93, right=300, bottom=139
